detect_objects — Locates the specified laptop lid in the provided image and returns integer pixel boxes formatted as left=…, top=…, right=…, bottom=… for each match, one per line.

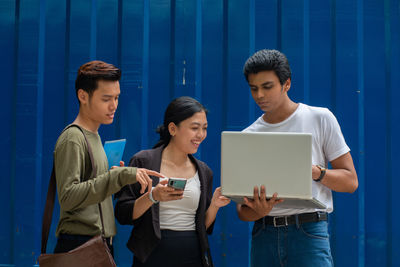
left=220, top=131, right=325, bottom=209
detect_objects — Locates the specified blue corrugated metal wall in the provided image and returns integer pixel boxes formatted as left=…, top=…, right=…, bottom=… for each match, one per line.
left=1, top=0, right=399, bottom=266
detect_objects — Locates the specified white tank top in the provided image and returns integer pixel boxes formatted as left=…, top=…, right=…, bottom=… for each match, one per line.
left=159, top=172, right=201, bottom=231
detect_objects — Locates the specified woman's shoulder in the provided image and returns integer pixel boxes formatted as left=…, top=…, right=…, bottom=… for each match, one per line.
left=133, top=148, right=159, bottom=159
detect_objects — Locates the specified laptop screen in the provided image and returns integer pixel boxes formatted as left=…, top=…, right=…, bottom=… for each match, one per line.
left=220, top=131, right=312, bottom=200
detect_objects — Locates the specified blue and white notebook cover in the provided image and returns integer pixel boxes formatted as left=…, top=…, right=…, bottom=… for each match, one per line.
left=104, top=139, right=126, bottom=168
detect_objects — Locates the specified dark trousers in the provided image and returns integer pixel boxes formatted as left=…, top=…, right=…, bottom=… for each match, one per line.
left=54, top=234, right=114, bottom=258
left=133, top=230, right=202, bottom=267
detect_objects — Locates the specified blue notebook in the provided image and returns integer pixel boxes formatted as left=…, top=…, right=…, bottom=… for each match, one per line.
left=103, top=139, right=126, bottom=168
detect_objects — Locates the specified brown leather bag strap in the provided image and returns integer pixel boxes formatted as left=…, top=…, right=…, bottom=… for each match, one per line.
left=40, top=124, right=105, bottom=253
left=97, top=203, right=106, bottom=237
left=40, top=164, right=57, bottom=254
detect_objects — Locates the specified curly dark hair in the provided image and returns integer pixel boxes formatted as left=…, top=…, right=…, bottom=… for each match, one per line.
left=243, top=49, right=291, bottom=85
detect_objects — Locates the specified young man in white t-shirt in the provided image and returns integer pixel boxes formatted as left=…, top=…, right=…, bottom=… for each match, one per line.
left=236, top=49, right=358, bottom=267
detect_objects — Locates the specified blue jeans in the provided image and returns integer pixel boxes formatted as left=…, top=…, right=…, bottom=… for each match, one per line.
left=251, top=220, right=333, bottom=267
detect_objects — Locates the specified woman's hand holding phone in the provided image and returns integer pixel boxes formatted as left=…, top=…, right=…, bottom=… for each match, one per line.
left=152, top=178, right=184, bottom=202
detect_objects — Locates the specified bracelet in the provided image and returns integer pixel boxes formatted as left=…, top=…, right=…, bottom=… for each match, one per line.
left=148, top=187, right=159, bottom=204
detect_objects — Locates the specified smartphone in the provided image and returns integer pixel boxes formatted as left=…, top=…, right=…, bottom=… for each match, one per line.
left=167, top=177, right=187, bottom=190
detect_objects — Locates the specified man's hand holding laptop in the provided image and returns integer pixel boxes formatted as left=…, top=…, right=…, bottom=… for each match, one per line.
left=242, top=185, right=284, bottom=218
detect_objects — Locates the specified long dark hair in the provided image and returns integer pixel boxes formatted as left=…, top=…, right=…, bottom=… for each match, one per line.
left=153, top=96, right=208, bottom=148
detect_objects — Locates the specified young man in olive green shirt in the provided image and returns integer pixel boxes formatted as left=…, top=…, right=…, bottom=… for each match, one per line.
left=53, top=60, right=162, bottom=254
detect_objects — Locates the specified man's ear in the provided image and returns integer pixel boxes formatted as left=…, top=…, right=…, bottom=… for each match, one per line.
left=77, top=89, right=89, bottom=105
left=283, top=78, right=291, bottom=92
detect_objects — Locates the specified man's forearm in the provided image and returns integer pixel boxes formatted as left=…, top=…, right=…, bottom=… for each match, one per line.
left=319, top=168, right=358, bottom=193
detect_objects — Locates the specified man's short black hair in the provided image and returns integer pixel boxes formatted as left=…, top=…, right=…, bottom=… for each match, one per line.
left=243, top=49, right=291, bottom=85
left=75, top=60, right=121, bottom=100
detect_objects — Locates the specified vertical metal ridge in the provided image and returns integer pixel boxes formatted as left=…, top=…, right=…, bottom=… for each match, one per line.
left=34, top=0, right=46, bottom=255
left=141, top=0, right=150, bottom=149
left=277, top=0, right=282, bottom=50
left=169, top=0, right=176, bottom=99
left=195, top=0, right=202, bottom=101
left=222, top=0, right=228, bottom=131
left=303, top=0, right=309, bottom=104
left=195, top=0, right=203, bottom=159
left=63, top=0, right=71, bottom=125
left=330, top=0, right=337, bottom=112
left=90, top=0, right=97, bottom=60
left=384, top=0, right=392, bottom=266
left=117, top=0, right=122, bottom=67
left=115, top=0, right=123, bottom=138
left=357, top=0, right=365, bottom=266
left=10, top=0, right=21, bottom=263
left=248, top=0, right=255, bottom=125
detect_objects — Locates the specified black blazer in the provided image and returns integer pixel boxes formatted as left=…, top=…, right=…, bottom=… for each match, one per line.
left=115, top=146, right=214, bottom=266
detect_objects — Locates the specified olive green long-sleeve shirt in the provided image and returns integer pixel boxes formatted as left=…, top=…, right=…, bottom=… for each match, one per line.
left=54, top=126, right=137, bottom=237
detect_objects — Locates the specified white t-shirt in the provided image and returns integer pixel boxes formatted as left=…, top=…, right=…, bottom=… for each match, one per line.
left=159, top=172, right=201, bottom=231
left=244, top=103, right=350, bottom=216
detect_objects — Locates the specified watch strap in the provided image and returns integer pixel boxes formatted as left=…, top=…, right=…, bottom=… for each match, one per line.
left=315, top=165, right=326, bottom=182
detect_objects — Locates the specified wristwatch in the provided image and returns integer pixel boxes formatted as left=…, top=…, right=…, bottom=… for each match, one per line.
left=148, top=187, right=159, bottom=204
left=315, top=165, right=326, bottom=182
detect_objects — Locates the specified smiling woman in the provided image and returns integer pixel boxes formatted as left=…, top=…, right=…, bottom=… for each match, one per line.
left=153, top=96, right=208, bottom=149
left=114, top=96, right=231, bottom=267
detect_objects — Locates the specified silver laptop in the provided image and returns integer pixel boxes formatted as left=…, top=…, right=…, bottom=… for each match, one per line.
left=220, top=131, right=326, bottom=209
